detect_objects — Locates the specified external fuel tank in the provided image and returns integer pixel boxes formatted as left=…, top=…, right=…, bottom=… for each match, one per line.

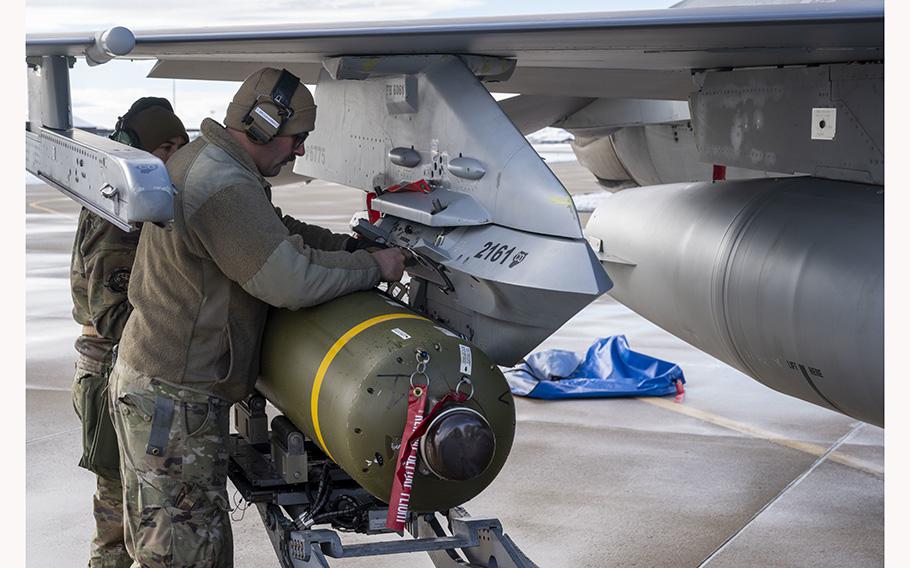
left=586, top=177, right=883, bottom=426
left=258, top=290, right=516, bottom=512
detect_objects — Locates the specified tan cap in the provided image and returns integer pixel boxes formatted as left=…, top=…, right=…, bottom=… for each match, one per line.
left=126, top=105, right=189, bottom=153
left=224, top=67, right=316, bottom=137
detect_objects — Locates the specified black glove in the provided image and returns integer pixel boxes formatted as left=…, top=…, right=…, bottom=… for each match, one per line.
left=345, top=236, right=385, bottom=252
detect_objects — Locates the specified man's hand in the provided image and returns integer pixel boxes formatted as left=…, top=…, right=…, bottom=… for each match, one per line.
left=371, top=247, right=409, bottom=282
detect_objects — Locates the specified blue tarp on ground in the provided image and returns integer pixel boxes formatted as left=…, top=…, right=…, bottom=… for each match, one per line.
left=504, top=335, right=685, bottom=399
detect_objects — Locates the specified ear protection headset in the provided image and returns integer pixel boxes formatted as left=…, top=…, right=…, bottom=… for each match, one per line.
left=240, top=69, right=300, bottom=144
left=110, top=97, right=174, bottom=149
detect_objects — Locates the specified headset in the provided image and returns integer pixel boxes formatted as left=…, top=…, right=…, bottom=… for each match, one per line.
left=109, top=97, right=174, bottom=149
left=240, top=69, right=300, bottom=144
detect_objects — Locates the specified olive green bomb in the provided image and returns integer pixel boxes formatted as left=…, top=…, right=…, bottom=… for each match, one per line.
left=258, top=291, right=516, bottom=512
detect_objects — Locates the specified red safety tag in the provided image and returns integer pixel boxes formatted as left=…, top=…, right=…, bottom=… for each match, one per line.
left=385, top=179, right=432, bottom=194
left=386, top=385, right=428, bottom=533
left=365, top=191, right=381, bottom=224
left=386, top=389, right=468, bottom=533
left=712, top=164, right=727, bottom=182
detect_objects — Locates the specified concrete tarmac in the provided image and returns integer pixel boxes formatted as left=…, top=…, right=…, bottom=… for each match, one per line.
left=25, top=159, right=883, bottom=567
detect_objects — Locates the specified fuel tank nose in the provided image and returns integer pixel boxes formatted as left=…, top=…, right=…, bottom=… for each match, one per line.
left=420, top=408, right=495, bottom=481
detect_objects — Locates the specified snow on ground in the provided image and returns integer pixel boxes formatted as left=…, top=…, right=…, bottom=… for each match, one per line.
left=533, top=143, right=577, bottom=163
left=528, top=128, right=576, bottom=163
left=572, top=191, right=613, bottom=213
left=526, top=127, right=574, bottom=144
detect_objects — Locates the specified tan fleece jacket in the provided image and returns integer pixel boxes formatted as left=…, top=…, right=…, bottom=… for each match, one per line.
left=118, top=118, right=380, bottom=402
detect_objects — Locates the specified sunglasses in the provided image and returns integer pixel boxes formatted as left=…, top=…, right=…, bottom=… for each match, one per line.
left=293, top=131, right=309, bottom=150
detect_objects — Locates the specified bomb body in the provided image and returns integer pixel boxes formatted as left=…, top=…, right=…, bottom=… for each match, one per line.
left=258, top=290, right=516, bottom=511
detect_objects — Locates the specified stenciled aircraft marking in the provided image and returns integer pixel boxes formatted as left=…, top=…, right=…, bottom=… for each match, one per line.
left=640, top=397, right=881, bottom=477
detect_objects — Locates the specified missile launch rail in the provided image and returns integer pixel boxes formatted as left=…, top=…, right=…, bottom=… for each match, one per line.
left=228, top=394, right=538, bottom=568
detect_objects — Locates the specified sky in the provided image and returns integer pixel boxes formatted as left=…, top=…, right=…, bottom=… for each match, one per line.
left=25, top=0, right=673, bottom=129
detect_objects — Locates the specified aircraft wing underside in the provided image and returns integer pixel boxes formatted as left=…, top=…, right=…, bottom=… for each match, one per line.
left=25, top=1, right=883, bottom=100
left=24, top=0, right=885, bottom=426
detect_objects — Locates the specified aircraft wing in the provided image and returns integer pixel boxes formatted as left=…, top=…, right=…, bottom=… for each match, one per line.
left=25, top=1, right=883, bottom=100
left=24, top=0, right=885, bottom=424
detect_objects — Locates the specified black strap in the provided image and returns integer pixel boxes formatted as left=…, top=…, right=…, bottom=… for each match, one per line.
left=146, top=395, right=176, bottom=456
left=271, top=70, right=300, bottom=110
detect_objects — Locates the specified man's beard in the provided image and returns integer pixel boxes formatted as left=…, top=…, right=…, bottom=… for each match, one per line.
left=267, top=155, right=294, bottom=177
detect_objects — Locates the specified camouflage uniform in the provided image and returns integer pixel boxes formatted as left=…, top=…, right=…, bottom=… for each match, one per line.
left=111, top=77, right=379, bottom=565
left=71, top=207, right=140, bottom=568
left=108, top=359, right=233, bottom=567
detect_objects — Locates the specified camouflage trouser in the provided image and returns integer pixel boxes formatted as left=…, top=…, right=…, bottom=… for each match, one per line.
left=72, top=356, right=132, bottom=568
left=109, top=358, right=234, bottom=568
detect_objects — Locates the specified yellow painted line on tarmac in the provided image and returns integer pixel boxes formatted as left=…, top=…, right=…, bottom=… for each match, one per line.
left=639, top=397, right=883, bottom=477
left=310, top=313, right=427, bottom=462
left=28, top=197, right=75, bottom=216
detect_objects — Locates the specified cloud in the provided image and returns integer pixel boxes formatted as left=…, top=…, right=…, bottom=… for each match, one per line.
left=72, top=86, right=229, bottom=129
left=67, top=60, right=244, bottom=128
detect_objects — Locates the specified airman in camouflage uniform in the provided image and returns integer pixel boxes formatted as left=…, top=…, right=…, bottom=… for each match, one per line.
left=109, top=68, right=406, bottom=567
left=108, top=361, right=233, bottom=567
left=71, top=97, right=188, bottom=568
